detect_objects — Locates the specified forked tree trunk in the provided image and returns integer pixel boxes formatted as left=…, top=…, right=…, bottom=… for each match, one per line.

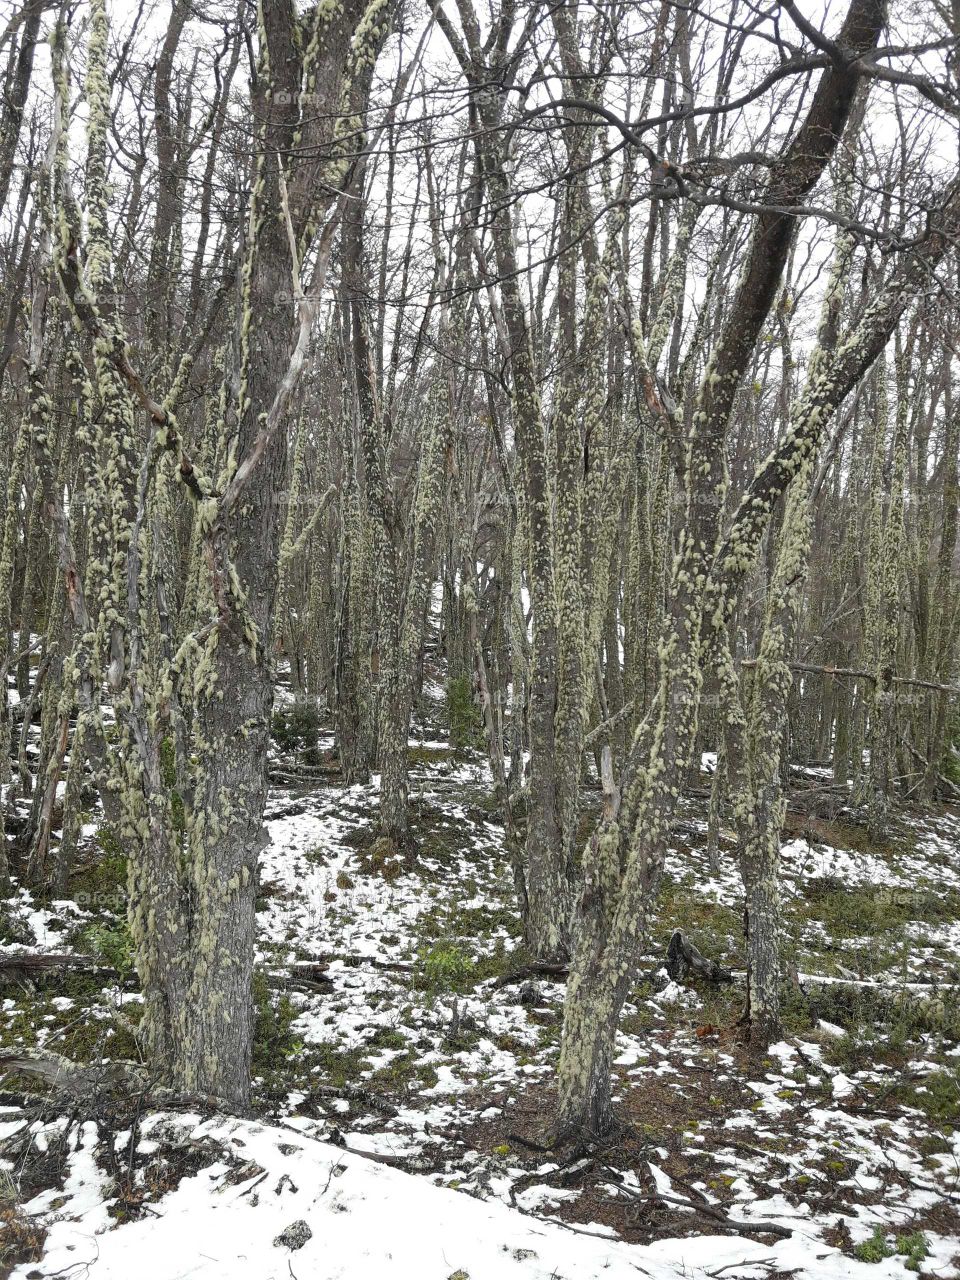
left=554, top=0, right=901, bottom=1136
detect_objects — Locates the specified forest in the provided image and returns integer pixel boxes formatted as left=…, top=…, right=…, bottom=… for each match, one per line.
left=0, top=0, right=958, bottom=1275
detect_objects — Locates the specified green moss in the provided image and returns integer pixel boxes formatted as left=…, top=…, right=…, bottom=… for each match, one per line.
left=0, top=978, right=141, bottom=1063
left=799, top=879, right=960, bottom=936
left=366, top=1046, right=441, bottom=1090
left=308, top=1041, right=373, bottom=1089
left=815, top=983, right=960, bottom=1051
left=917, top=1133, right=951, bottom=1156
left=653, top=873, right=742, bottom=964
left=367, top=1026, right=406, bottom=1051
left=407, top=745, right=455, bottom=766
left=159, top=737, right=185, bottom=836
left=415, top=1061, right=439, bottom=1088
left=69, top=826, right=127, bottom=905
left=0, top=905, right=33, bottom=946
left=894, top=1066, right=960, bottom=1125
left=445, top=676, right=482, bottom=753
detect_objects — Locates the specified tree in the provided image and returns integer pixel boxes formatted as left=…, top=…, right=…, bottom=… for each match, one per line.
left=25, top=0, right=391, bottom=1107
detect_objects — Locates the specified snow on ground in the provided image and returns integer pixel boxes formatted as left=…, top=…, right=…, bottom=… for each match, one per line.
left=2, top=722, right=959, bottom=1278
left=7, top=1107, right=954, bottom=1280
left=0, top=1112, right=785, bottom=1280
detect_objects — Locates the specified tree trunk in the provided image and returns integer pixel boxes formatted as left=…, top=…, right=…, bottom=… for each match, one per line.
left=741, top=843, right=783, bottom=1050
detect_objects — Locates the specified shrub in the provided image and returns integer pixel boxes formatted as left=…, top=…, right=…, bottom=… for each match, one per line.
left=419, top=942, right=473, bottom=992
left=271, top=701, right=322, bottom=757
left=853, top=1228, right=894, bottom=1264
left=896, top=1232, right=929, bottom=1272
left=898, top=1065, right=960, bottom=1125
left=0, top=1201, right=46, bottom=1272
left=77, top=921, right=133, bottom=976
left=252, top=971, right=298, bottom=1075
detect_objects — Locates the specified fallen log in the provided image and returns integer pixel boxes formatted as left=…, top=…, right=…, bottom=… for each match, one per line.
left=261, top=954, right=415, bottom=994
left=0, top=950, right=419, bottom=1008
left=0, top=1048, right=147, bottom=1097
left=493, top=932, right=736, bottom=992
left=665, top=930, right=734, bottom=983
left=0, top=1049, right=246, bottom=1117
left=797, top=972, right=960, bottom=991
left=285, top=954, right=414, bottom=976
left=491, top=962, right=570, bottom=989
left=0, top=951, right=118, bottom=986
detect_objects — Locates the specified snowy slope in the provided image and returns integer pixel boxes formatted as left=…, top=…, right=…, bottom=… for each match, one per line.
left=9, top=1110, right=931, bottom=1280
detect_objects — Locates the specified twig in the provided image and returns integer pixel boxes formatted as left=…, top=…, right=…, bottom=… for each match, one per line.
left=739, top=659, right=960, bottom=698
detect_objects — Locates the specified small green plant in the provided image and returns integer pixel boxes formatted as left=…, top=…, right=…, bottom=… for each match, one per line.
left=896, top=1232, right=929, bottom=1271
left=445, top=676, right=482, bottom=753
left=252, top=971, right=299, bottom=1075
left=271, top=701, right=322, bottom=760
left=77, top=921, right=133, bottom=976
left=853, top=1228, right=894, bottom=1264
left=898, top=1065, right=960, bottom=1124
left=419, top=942, right=473, bottom=992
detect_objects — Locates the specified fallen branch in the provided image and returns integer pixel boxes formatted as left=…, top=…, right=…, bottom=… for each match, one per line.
left=656, top=1190, right=794, bottom=1239
left=798, top=972, right=959, bottom=991
left=491, top=962, right=570, bottom=989
left=665, top=930, right=734, bottom=983
left=0, top=1048, right=146, bottom=1097
left=0, top=952, right=118, bottom=984
left=287, top=954, right=414, bottom=975
left=492, top=932, right=735, bottom=992
left=267, top=759, right=342, bottom=784
left=740, top=659, right=960, bottom=698
left=606, top=1164, right=794, bottom=1239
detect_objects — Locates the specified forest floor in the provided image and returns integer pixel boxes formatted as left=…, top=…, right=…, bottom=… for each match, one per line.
left=1, top=688, right=959, bottom=1279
